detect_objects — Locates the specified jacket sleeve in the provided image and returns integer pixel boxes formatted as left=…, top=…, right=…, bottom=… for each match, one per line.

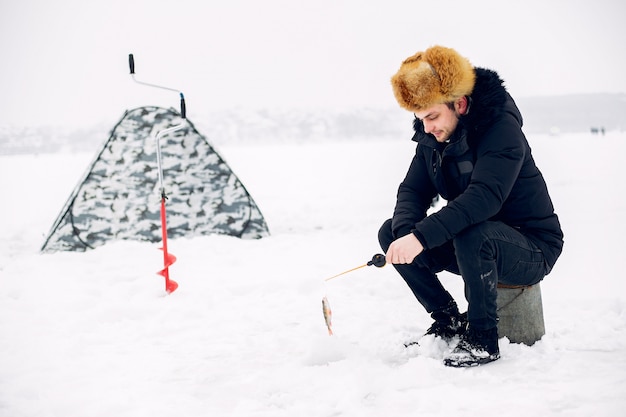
left=391, top=144, right=438, bottom=239
left=412, top=116, right=525, bottom=249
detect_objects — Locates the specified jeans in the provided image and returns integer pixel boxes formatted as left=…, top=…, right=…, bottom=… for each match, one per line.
left=378, top=219, right=547, bottom=330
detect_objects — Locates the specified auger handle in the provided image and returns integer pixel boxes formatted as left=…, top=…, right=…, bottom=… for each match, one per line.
left=180, top=93, right=186, bottom=119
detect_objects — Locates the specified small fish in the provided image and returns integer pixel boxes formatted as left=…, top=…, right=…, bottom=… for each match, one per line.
left=322, top=296, right=333, bottom=335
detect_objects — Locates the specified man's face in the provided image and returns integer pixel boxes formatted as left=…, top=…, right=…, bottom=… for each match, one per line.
left=414, top=102, right=461, bottom=143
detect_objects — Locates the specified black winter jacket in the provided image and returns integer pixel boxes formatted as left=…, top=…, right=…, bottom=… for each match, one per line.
left=391, top=68, right=563, bottom=272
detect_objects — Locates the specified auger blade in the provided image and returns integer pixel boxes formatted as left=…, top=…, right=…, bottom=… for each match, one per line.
left=157, top=248, right=178, bottom=294
left=165, top=278, right=179, bottom=294
left=159, top=249, right=177, bottom=268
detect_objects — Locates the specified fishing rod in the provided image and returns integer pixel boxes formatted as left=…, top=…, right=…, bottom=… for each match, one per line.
left=324, top=253, right=386, bottom=281
left=321, top=253, right=386, bottom=335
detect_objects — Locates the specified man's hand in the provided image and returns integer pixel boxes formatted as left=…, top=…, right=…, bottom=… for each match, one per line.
left=386, top=233, right=424, bottom=264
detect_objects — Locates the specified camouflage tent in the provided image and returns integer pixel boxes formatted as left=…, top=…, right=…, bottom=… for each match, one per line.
left=41, top=106, right=269, bottom=253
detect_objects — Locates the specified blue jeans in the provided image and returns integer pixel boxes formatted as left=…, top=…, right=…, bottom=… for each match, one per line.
left=378, top=219, right=548, bottom=330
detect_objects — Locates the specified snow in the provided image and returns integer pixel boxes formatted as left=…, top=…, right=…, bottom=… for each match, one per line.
left=1, top=130, right=625, bottom=416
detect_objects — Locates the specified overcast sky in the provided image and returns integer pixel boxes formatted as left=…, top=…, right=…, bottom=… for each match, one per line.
left=1, top=0, right=624, bottom=127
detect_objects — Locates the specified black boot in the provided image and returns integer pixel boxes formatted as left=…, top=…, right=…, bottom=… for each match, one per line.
left=424, top=302, right=468, bottom=341
left=443, top=326, right=500, bottom=367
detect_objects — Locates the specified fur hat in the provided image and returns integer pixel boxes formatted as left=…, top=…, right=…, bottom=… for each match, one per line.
left=391, top=46, right=476, bottom=112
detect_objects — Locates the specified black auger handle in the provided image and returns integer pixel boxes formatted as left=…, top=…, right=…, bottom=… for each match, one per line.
left=180, top=94, right=186, bottom=119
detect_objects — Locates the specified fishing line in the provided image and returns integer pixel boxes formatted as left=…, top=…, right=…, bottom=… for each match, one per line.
left=321, top=253, right=386, bottom=336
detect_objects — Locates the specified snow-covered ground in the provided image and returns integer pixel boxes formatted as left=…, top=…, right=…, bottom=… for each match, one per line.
left=0, top=130, right=624, bottom=416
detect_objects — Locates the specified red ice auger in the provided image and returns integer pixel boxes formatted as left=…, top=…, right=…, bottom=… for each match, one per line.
left=129, top=53, right=186, bottom=294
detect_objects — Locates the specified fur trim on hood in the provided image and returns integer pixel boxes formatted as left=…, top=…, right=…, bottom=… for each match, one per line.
left=391, top=46, right=476, bottom=112
left=411, top=67, right=514, bottom=142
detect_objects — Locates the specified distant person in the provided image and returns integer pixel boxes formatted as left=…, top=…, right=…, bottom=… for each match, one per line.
left=378, top=46, right=564, bottom=367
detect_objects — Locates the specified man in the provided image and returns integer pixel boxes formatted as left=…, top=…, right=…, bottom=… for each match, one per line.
left=378, top=46, right=563, bottom=367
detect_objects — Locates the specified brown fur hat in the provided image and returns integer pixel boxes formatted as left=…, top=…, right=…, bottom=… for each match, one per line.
left=391, top=46, right=476, bottom=112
